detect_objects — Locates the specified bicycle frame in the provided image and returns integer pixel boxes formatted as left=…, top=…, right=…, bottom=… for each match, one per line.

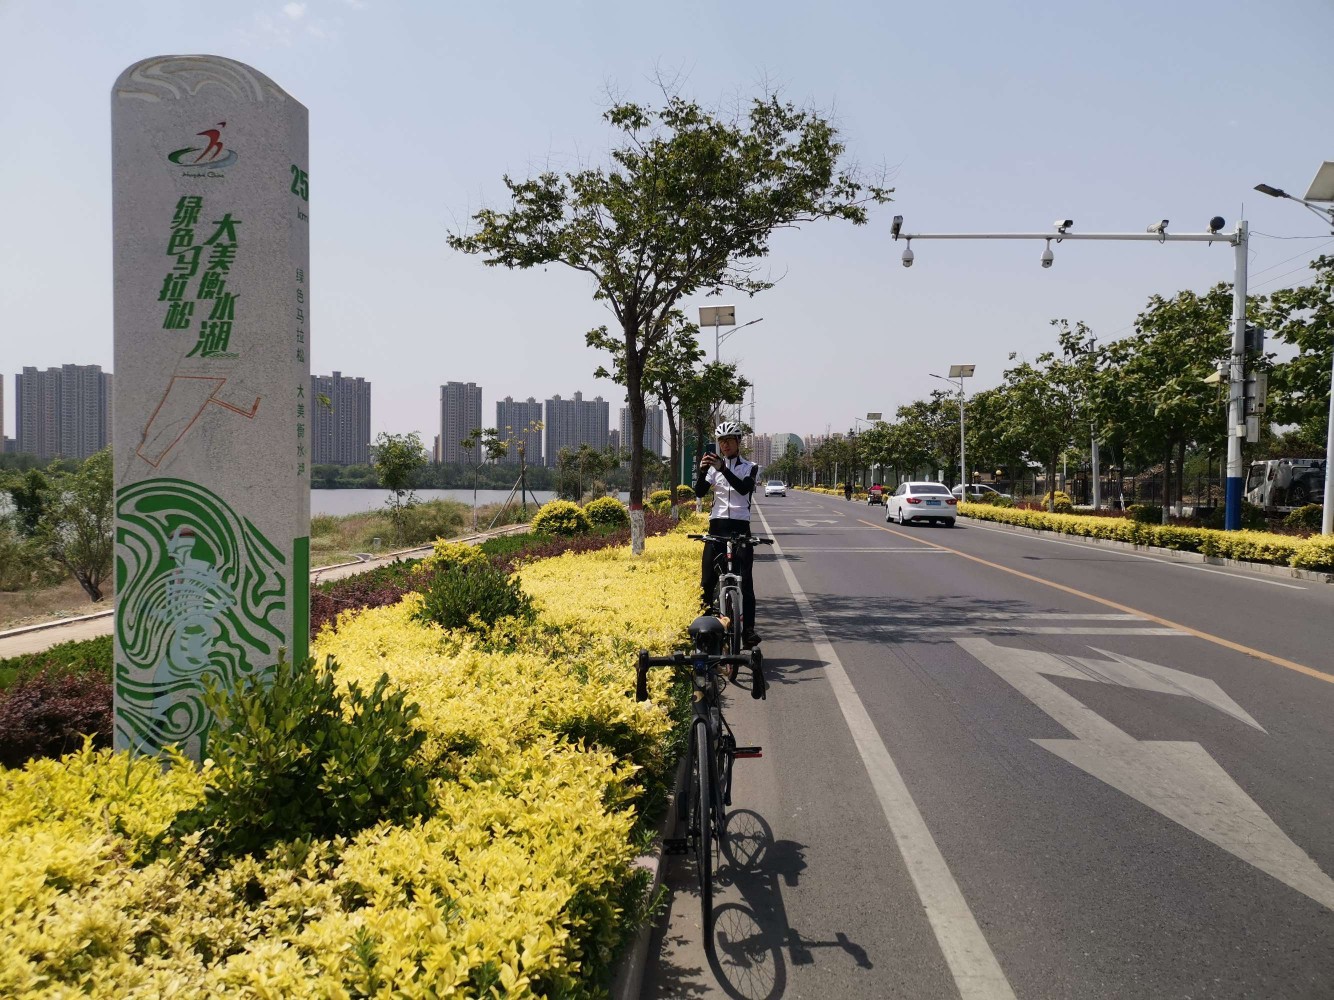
left=636, top=632, right=765, bottom=938
left=690, top=532, right=772, bottom=655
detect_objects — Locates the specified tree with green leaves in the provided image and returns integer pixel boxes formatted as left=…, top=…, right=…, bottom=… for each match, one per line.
left=1262, top=254, right=1332, bottom=450
left=1109, top=287, right=1238, bottom=516
left=590, top=309, right=706, bottom=491
left=372, top=432, right=428, bottom=541
left=449, top=91, right=891, bottom=552
left=27, top=448, right=115, bottom=602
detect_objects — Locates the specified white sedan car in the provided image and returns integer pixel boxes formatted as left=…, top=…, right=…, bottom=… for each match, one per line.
left=951, top=484, right=1012, bottom=501
left=885, top=481, right=958, bottom=526
left=763, top=479, right=787, bottom=497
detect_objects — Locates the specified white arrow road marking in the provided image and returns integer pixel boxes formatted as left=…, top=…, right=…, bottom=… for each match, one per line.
left=958, top=638, right=1334, bottom=911
left=792, top=518, right=843, bottom=527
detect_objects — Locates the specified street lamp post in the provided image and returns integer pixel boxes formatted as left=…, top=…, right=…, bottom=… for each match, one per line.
left=698, top=304, right=764, bottom=363
left=1255, top=162, right=1334, bottom=535
left=896, top=218, right=1249, bottom=528
left=930, top=366, right=974, bottom=489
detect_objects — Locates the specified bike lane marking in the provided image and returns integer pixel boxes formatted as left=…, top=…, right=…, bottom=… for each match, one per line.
left=756, top=506, right=1019, bottom=1000
left=859, top=518, right=1334, bottom=685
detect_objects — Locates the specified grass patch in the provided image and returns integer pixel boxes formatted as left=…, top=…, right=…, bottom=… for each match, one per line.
left=0, top=635, right=113, bottom=690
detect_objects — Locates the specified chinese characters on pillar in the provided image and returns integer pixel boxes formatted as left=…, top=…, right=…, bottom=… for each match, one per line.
left=158, top=196, right=242, bottom=359
left=295, top=267, right=307, bottom=476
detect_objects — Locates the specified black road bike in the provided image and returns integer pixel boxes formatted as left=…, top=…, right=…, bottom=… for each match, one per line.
left=690, top=532, right=773, bottom=657
left=636, top=615, right=767, bottom=935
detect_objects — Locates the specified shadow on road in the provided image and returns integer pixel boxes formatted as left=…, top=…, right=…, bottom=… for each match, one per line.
left=801, top=592, right=1067, bottom=646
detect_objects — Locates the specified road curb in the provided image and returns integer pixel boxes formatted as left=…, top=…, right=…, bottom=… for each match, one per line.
left=611, top=752, right=688, bottom=1000
left=963, top=515, right=1334, bottom=585
left=0, top=607, right=116, bottom=641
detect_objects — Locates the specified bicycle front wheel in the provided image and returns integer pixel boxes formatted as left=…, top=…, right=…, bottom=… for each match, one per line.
left=689, top=720, right=714, bottom=932
left=722, top=587, right=742, bottom=658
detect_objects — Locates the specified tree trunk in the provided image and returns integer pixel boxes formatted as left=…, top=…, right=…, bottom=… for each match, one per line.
left=624, top=324, right=647, bottom=555
left=1162, top=447, right=1171, bottom=524
left=662, top=396, right=681, bottom=492
left=1176, top=439, right=1186, bottom=516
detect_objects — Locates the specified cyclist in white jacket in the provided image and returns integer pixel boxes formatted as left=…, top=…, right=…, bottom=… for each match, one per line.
left=694, top=420, right=761, bottom=647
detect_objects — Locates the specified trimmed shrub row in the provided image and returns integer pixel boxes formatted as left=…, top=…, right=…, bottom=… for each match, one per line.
left=960, top=502, right=1334, bottom=572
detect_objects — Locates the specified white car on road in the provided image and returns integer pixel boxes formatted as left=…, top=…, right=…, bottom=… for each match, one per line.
left=951, top=484, right=1012, bottom=502
left=886, top=481, right=958, bottom=526
left=763, top=480, right=787, bottom=497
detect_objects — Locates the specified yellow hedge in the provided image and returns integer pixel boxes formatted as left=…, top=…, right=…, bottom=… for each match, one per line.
left=959, top=503, right=1332, bottom=571
left=0, top=531, right=703, bottom=998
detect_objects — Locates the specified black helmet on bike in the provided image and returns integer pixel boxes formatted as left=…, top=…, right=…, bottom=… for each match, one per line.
left=689, top=614, right=727, bottom=655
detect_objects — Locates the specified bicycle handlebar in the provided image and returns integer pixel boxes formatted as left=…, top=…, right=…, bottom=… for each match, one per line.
left=636, top=648, right=766, bottom=701
left=686, top=533, right=774, bottom=546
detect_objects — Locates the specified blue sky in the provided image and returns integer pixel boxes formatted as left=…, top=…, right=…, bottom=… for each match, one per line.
left=2, top=0, right=1331, bottom=444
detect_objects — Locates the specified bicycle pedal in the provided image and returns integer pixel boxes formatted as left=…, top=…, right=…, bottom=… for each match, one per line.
left=733, top=746, right=762, bottom=758
left=663, top=838, right=689, bottom=855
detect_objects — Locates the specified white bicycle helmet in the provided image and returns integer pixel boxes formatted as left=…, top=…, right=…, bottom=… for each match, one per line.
left=715, top=420, right=744, bottom=439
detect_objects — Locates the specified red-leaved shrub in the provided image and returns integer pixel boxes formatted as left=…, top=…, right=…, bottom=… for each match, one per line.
left=0, top=669, right=112, bottom=768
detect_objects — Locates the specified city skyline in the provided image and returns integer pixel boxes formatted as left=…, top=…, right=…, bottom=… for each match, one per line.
left=6, top=361, right=817, bottom=466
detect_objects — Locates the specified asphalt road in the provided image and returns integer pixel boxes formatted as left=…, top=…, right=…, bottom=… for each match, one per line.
left=642, top=490, right=1334, bottom=999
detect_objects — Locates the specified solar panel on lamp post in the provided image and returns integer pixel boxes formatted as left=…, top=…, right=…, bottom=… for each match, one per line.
left=930, top=366, right=974, bottom=490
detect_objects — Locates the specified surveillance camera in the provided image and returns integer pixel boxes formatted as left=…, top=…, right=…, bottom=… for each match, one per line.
left=901, top=244, right=914, bottom=268
left=891, top=215, right=903, bottom=240
left=1054, top=219, right=1073, bottom=232
left=1207, top=216, right=1226, bottom=234
left=1041, top=246, right=1054, bottom=268
left=1146, top=219, right=1169, bottom=234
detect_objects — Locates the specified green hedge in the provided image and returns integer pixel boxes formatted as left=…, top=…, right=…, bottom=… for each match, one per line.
left=959, top=503, right=1333, bottom=571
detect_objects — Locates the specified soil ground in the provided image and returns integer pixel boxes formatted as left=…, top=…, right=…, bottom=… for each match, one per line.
left=0, top=577, right=113, bottom=632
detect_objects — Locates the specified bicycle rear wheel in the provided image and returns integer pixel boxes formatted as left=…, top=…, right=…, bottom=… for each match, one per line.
left=689, top=720, right=714, bottom=932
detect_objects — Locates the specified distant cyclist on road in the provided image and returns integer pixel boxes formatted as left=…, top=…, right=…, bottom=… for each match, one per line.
left=695, top=420, right=761, bottom=648
left=844, top=481, right=853, bottom=501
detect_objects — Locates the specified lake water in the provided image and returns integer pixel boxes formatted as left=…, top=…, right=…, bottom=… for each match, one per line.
left=312, top=489, right=629, bottom=517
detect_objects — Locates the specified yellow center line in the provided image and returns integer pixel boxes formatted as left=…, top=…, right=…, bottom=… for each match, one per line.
left=859, top=518, right=1334, bottom=685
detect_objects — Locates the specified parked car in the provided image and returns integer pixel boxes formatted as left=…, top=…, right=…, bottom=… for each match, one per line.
left=867, top=484, right=886, bottom=505
left=763, top=479, right=787, bottom=497
left=886, top=481, right=959, bottom=526
left=951, top=484, right=1012, bottom=502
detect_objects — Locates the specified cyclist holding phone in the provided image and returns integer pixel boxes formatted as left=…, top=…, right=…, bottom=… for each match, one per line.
left=694, top=420, right=761, bottom=648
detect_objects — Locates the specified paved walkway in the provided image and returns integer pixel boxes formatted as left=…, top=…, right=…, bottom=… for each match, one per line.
left=0, top=525, right=527, bottom=659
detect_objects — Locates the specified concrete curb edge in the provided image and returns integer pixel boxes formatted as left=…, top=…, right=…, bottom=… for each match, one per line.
left=611, top=752, right=689, bottom=1000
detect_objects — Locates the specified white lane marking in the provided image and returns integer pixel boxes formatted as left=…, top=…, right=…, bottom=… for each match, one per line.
left=755, top=506, right=1018, bottom=1000
left=966, top=521, right=1307, bottom=590
left=889, top=627, right=1184, bottom=636
left=778, top=547, right=953, bottom=553
left=957, top=638, right=1334, bottom=912
left=881, top=612, right=1141, bottom=620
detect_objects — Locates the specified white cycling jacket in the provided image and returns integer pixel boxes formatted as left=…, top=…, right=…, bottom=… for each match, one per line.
left=698, top=455, right=757, bottom=521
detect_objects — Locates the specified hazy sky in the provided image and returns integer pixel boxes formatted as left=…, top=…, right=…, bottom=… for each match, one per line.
left=3, top=0, right=1332, bottom=444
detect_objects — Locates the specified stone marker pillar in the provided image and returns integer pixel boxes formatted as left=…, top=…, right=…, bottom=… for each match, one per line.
left=112, top=56, right=310, bottom=758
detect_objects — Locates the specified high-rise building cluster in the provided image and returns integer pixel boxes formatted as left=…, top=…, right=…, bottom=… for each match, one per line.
left=10, top=365, right=113, bottom=462
left=311, top=371, right=371, bottom=466
left=439, top=383, right=667, bottom=468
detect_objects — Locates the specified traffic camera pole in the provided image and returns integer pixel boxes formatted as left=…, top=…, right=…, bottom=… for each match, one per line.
left=1225, top=222, right=1249, bottom=530
left=894, top=222, right=1250, bottom=529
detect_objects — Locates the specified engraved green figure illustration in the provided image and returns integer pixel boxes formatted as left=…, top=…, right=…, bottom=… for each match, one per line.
left=116, top=478, right=287, bottom=757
